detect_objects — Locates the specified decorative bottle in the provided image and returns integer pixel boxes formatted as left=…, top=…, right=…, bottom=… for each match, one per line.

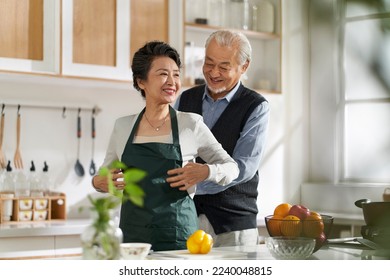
left=1, top=161, right=15, bottom=222
left=40, top=161, right=51, bottom=196
left=29, top=161, right=42, bottom=197
left=14, top=168, right=29, bottom=198
left=81, top=209, right=123, bottom=260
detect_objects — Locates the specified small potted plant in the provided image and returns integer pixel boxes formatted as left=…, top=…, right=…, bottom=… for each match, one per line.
left=81, top=160, right=146, bottom=260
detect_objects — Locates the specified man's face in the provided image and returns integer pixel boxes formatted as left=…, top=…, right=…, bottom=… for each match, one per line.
left=202, top=39, right=248, bottom=97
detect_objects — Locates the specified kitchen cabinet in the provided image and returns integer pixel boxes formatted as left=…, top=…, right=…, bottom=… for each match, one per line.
left=183, top=0, right=281, bottom=93
left=0, top=0, right=169, bottom=81
left=62, top=0, right=130, bottom=80
left=62, top=0, right=168, bottom=81
left=130, top=0, right=169, bottom=59
left=0, top=219, right=88, bottom=259
left=0, top=0, right=59, bottom=74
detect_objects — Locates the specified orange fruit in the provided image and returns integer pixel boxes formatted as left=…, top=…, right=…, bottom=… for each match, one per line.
left=273, top=203, right=292, bottom=218
left=303, top=212, right=324, bottom=238
left=187, top=230, right=213, bottom=254
left=280, top=215, right=302, bottom=237
left=308, top=211, right=322, bottom=219
left=266, top=215, right=283, bottom=236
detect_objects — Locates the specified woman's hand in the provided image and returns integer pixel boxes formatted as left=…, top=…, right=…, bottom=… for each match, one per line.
left=166, top=162, right=209, bottom=191
left=92, top=168, right=125, bottom=192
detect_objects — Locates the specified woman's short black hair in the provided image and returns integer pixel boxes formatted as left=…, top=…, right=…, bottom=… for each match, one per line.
left=131, top=41, right=181, bottom=97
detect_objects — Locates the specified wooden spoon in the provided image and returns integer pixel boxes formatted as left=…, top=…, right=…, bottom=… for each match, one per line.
left=13, top=110, right=23, bottom=169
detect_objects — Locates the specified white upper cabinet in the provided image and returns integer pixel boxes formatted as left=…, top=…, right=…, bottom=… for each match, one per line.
left=182, top=0, right=281, bottom=93
left=0, top=0, right=279, bottom=89
left=0, top=0, right=60, bottom=74
left=0, top=0, right=169, bottom=82
left=61, top=0, right=131, bottom=80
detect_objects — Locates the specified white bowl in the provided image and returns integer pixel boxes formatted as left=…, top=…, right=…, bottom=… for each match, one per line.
left=34, top=199, right=48, bottom=210
left=120, top=243, right=151, bottom=260
left=33, top=210, right=48, bottom=221
left=19, top=210, right=33, bottom=221
left=19, top=199, right=33, bottom=210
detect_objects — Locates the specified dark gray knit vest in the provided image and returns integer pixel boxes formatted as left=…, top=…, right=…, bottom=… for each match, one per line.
left=178, top=84, right=267, bottom=234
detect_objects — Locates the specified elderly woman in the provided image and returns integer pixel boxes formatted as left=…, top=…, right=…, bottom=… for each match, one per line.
left=91, top=41, right=239, bottom=251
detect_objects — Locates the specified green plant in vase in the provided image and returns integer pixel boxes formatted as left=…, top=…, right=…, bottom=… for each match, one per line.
left=81, top=160, right=146, bottom=260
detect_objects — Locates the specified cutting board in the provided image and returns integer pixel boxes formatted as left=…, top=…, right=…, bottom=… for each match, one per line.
left=150, top=249, right=248, bottom=260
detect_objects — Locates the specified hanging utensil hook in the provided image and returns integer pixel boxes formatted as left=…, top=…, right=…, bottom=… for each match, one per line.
left=62, top=107, right=67, bottom=119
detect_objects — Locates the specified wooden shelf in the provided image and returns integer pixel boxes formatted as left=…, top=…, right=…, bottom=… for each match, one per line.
left=0, top=192, right=66, bottom=223
left=185, top=22, right=281, bottom=40
left=183, top=0, right=282, bottom=92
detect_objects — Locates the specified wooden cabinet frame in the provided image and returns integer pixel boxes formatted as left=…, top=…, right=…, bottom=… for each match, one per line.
left=61, top=0, right=131, bottom=80
left=0, top=0, right=60, bottom=74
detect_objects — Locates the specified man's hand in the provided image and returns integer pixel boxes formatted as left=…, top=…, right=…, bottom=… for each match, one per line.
left=166, top=162, right=209, bottom=191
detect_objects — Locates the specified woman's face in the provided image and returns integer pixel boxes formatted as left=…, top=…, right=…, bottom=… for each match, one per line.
left=139, top=56, right=181, bottom=105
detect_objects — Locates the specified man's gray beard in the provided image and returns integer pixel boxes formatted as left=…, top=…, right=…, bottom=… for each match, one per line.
left=207, top=84, right=227, bottom=95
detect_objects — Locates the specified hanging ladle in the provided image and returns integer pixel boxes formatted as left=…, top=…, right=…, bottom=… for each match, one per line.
left=89, top=109, right=96, bottom=176
left=74, top=108, right=85, bottom=177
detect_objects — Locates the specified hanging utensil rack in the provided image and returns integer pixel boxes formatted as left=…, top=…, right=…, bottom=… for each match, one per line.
left=1, top=103, right=101, bottom=117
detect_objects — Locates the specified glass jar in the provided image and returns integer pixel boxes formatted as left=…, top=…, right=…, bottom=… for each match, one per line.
left=257, top=0, right=274, bottom=33
left=14, top=170, right=30, bottom=197
left=29, top=161, right=42, bottom=197
left=207, top=0, right=228, bottom=27
left=81, top=209, right=123, bottom=260
left=228, top=0, right=251, bottom=30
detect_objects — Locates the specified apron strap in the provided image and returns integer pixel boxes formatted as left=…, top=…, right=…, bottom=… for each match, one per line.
left=129, top=108, right=145, bottom=142
left=169, top=106, right=179, bottom=145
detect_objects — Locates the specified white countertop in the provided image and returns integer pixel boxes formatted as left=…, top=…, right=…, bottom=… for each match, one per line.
left=2, top=243, right=388, bottom=260
left=1, top=218, right=382, bottom=260
left=148, top=244, right=389, bottom=260
left=0, top=219, right=90, bottom=238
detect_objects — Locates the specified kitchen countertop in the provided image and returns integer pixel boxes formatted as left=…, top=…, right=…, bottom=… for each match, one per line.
left=1, top=243, right=388, bottom=260
left=0, top=219, right=90, bottom=238
left=148, top=243, right=389, bottom=260
left=1, top=218, right=386, bottom=260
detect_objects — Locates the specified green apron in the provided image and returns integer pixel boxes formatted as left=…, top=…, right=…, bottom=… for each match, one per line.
left=119, top=106, right=198, bottom=251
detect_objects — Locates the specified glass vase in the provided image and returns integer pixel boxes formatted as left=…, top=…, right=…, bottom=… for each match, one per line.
left=81, top=209, right=123, bottom=260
